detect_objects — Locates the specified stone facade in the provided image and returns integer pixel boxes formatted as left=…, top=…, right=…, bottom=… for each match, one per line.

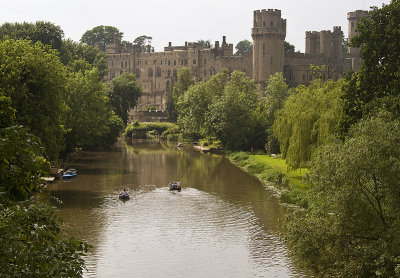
left=104, top=9, right=368, bottom=122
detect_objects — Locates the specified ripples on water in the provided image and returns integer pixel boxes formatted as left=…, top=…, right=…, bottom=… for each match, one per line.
left=49, top=143, right=308, bottom=277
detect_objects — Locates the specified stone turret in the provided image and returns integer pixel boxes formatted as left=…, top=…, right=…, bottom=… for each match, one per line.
left=252, top=9, right=286, bottom=82
left=347, top=10, right=370, bottom=56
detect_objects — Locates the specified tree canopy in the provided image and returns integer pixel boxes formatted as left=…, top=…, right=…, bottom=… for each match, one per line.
left=108, top=72, right=142, bottom=125
left=234, top=39, right=252, bottom=56
left=0, top=92, right=89, bottom=276
left=0, top=21, right=64, bottom=50
left=339, top=1, right=400, bottom=135
left=274, top=79, right=343, bottom=170
left=0, top=39, right=67, bottom=159
left=286, top=113, right=400, bottom=277
left=81, top=25, right=123, bottom=51
left=133, top=35, right=153, bottom=52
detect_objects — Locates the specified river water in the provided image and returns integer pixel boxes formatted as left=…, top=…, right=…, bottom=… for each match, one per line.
left=48, top=140, right=308, bottom=278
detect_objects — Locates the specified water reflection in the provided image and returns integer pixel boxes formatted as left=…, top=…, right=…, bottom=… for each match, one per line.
left=47, top=140, right=308, bottom=277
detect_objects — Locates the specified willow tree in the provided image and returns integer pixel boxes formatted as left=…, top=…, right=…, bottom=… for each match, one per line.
left=285, top=113, right=400, bottom=277
left=274, top=79, right=343, bottom=170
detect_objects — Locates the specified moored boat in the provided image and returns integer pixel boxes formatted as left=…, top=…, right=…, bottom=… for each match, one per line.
left=62, top=169, right=77, bottom=179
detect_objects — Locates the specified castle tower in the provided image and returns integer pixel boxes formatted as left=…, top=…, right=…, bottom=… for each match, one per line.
left=252, top=9, right=286, bottom=83
left=347, top=10, right=369, bottom=70
left=347, top=10, right=370, bottom=57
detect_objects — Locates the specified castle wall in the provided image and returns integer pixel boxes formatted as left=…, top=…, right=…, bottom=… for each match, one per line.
left=104, top=8, right=368, bottom=122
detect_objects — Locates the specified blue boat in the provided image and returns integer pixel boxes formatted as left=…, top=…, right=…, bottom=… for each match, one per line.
left=62, top=169, right=77, bottom=179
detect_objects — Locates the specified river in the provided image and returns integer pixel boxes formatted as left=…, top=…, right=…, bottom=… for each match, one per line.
left=47, top=140, right=308, bottom=277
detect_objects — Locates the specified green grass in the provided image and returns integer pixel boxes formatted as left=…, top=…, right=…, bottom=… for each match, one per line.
left=250, top=155, right=310, bottom=190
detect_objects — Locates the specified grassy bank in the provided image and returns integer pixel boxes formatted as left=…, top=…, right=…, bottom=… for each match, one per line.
left=228, top=152, right=310, bottom=208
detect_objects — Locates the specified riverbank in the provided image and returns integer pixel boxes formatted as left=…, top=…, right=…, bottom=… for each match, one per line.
left=227, top=152, right=310, bottom=208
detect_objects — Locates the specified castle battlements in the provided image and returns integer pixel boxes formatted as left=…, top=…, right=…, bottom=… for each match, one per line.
left=104, top=8, right=369, bottom=121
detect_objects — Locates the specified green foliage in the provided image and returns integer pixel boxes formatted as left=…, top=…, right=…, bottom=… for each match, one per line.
left=285, top=114, right=400, bottom=277
left=339, top=1, right=400, bottom=135
left=0, top=96, right=89, bottom=275
left=234, top=39, right=252, bottom=56
left=63, top=68, right=123, bottom=152
left=59, top=39, right=108, bottom=77
left=274, top=79, right=344, bottom=170
left=0, top=39, right=67, bottom=159
left=0, top=197, right=89, bottom=277
left=206, top=71, right=262, bottom=150
left=284, top=41, right=295, bottom=53
left=167, top=67, right=195, bottom=122
left=0, top=21, right=64, bottom=50
left=133, top=35, right=153, bottom=52
left=81, top=25, right=123, bottom=51
left=108, top=72, right=142, bottom=125
left=124, top=122, right=179, bottom=140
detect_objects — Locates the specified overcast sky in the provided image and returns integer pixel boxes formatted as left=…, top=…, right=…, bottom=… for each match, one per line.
left=1, top=0, right=390, bottom=52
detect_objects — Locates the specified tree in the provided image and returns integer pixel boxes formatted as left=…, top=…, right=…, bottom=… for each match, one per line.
left=133, top=35, right=153, bottom=52
left=234, top=39, right=252, bottom=56
left=167, top=67, right=195, bottom=122
left=0, top=21, right=64, bottom=50
left=0, top=39, right=67, bottom=159
left=81, top=25, right=123, bottom=51
left=285, top=113, right=400, bottom=277
left=206, top=71, right=260, bottom=150
left=257, top=72, right=290, bottom=153
left=59, top=39, right=108, bottom=78
left=0, top=93, right=89, bottom=275
left=108, top=72, right=142, bottom=125
left=339, top=1, right=400, bottom=135
left=197, top=39, right=211, bottom=48
left=274, top=79, right=344, bottom=170
left=63, top=68, right=123, bottom=152
left=284, top=41, right=295, bottom=53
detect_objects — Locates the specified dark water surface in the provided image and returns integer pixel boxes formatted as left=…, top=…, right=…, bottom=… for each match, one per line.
left=48, top=141, right=308, bottom=277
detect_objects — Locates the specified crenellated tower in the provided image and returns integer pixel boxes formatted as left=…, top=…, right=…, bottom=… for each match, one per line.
left=252, top=9, right=286, bottom=83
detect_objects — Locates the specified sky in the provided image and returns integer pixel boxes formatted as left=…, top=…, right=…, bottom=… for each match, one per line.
left=1, top=0, right=391, bottom=53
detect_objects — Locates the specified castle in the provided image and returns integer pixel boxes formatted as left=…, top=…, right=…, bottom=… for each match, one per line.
left=104, top=9, right=369, bottom=122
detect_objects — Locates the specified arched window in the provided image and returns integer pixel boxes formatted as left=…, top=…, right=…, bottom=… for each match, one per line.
left=156, top=67, right=162, bottom=77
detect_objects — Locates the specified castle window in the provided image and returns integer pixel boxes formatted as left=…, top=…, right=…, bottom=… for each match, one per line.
left=204, top=59, right=206, bottom=65
left=173, top=69, right=178, bottom=79
left=167, top=69, right=171, bottom=78
left=270, top=21, right=274, bottom=28
left=121, top=61, right=123, bottom=67
left=193, top=59, right=196, bottom=65
left=168, top=60, right=170, bottom=66
left=148, top=68, right=153, bottom=77
left=156, top=67, right=162, bottom=77
left=125, top=61, right=127, bottom=67
left=174, top=60, right=176, bottom=66
left=263, top=21, right=266, bottom=27
left=135, top=68, right=140, bottom=78
left=161, top=60, right=163, bottom=65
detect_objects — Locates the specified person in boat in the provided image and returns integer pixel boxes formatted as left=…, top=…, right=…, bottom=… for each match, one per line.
left=120, top=188, right=129, bottom=196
